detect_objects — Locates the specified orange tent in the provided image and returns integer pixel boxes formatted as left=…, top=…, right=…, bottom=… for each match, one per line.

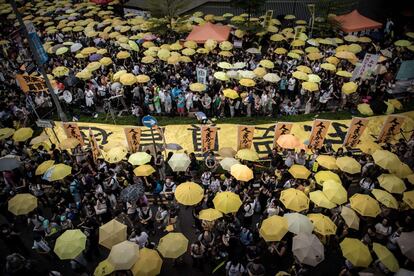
left=186, top=22, right=231, bottom=43
left=334, top=10, right=382, bottom=33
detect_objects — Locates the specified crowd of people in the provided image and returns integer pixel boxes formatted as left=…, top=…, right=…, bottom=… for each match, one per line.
left=0, top=0, right=414, bottom=275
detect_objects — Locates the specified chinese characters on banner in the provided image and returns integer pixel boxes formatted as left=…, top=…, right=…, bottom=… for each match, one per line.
left=62, top=122, right=85, bottom=146
left=343, top=117, right=370, bottom=147
left=89, top=128, right=101, bottom=162
left=273, top=122, right=293, bottom=148
left=15, top=74, right=48, bottom=93
left=196, top=67, right=207, bottom=84
left=124, top=127, right=142, bottom=153
left=308, top=120, right=331, bottom=149
left=351, top=54, right=379, bottom=81
left=201, top=126, right=217, bottom=152
left=237, top=125, right=255, bottom=150
left=377, top=115, right=406, bottom=143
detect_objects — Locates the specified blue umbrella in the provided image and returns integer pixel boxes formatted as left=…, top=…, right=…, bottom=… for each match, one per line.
left=89, top=54, right=102, bottom=62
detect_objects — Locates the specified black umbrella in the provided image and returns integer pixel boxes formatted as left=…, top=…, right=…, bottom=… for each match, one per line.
left=0, top=155, right=21, bottom=171
left=64, top=74, right=78, bottom=87
left=120, top=184, right=145, bottom=202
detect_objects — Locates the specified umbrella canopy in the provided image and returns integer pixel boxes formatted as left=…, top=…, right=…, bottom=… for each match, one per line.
left=99, top=219, right=127, bottom=249
left=289, top=164, right=311, bottom=179
left=35, top=160, right=55, bottom=175
left=357, top=103, right=374, bottom=116
left=128, top=152, right=152, bottom=166
left=131, top=248, right=163, bottom=276
left=136, top=74, right=150, bottom=83
left=322, top=180, right=347, bottom=205
left=314, top=170, right=342, bottom=185
left=341, top=206, right=360, bottom=230
left=235, top=149, right=259, bottom=161
left=54, top=229, right=86, bottom=260
left=284, top=213, right=314, bottom=235
left=107, top=241, right=140, bottom=270
left=120, top=184, right=145, bottom=202
left=223, top=88, right=238, bottom=99
left=372, top=150, right=400, bottom=171
left=280, top=188, right=309, bottom=212
left=199, top=208, right=223, bottom=221
left=189, top=83, right=206, bottom=92
left=218, top=147, right=236, bottom=157
left=350, top=193, right=381, bottom=217
left=336, top=156, right=361, bottom=174
left=8, top=193, right=37, bottom=215
left=372, top=189, right=398, bottom=209
left=43, top=164, right=72, bottom=181
left=292, top=233, right=324, bottom=267
left=316, top=155, right=338, bottom=170
left=70, top=43, right=83, bottom=52
left=373, top=242, right=399, bottom=272
left=174, top=182, right=204, bottom=206
left=397, top=232, right=414, bottom=261
left=220, top=157, right=239, bottom=171
left=342, top=81, right=358, bottom=94
left=103, top=147, right=128, bottom=163
left=230, top=164, right=253, bottom=182
left=302, top=81, right=319, bottom=92
left=292, top=71, right=308, bottom=81
left=213, top=191, right=242, bottom=214
left=214, top=72, right=230, bottom=81
left=259, top=215, right=288, bottom=241
left=340, top=238, right=372, bottom=267
left=0, top=155, right=21, bottom=171
left=120, top=73, right=137, bottom=86
left=377, top=174, right=406, bottom=194
left=94, top=259, right=115, bottom=276
left=168, top=153, right=191, bottom=172
left=133, top=165, right=156, bottom=177
left=263, top=73, right=281, bottom=83
left=157, top=232, right=188, bottom=258
left=12, top=127, right=33, bottom=142
left=309, top=191, right=337, bottom=209
left=308, top=213, right=337, bottom=235
left=277, top=134, right=301, bottom=149
left=403, top=190, right=414, bottom=208
left=0, top=128, right=15, bottom=140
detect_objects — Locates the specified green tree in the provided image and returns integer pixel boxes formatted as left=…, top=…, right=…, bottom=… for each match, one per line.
left=231, top=0, right=266, bottom=20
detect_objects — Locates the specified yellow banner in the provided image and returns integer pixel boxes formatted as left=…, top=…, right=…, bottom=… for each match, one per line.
left=201, top=126, right=217, bottom=152
left=16, top=74, right=48, bottom=93
left=308, top=120, right=331, bottom=149
left=62, top=122, right=84, bottom=146
left=273, top=122, right=293, bottom=148
left=124, top=127, right=141, bottom=153
left=343, top=117, right=370, bottom=147
left=377, top=115, right=406, bottom=143
left=237, top=125, right=255, bottom=150
left=49, top=112, right=414, bottom=157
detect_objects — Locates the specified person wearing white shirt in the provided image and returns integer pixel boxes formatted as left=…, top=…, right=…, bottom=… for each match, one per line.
left=129, top=229, right=149, bottom=248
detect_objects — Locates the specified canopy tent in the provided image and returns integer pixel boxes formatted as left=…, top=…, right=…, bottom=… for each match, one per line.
left=334, top=10, right=382, bottom=33
left=186, top=22, right=231, bottom=43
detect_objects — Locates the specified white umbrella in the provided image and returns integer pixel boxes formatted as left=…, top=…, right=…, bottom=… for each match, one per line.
left=168, top=153, right=191, bottom=172
left=246, top=48, right=260, bottom=54
left=238, top=70, right=256, bottom=79
left=220, top=157, right=239, bottom=171
left=232, top=62, right=246, bottom=69
left=263, top=73, right=281, bottom=83
left=397, top=231, right=414, bottom=261
left=292, top=233, right=325, bottom=267
left=226, top=70, right=239, bottom=79
left=284, top=213, right=314, bottom=235
left=70, top=43, right=83, bottom=52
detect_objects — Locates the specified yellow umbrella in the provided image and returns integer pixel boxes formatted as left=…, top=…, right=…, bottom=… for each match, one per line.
left=131, top=248, right=163, bottom=276
left=403, top=190, right=414, bottom=208
left=157, top=48, right=170, bottom=60
left=13, top=127, right=33, bottom=142
left=394, top=40, right=411, bottom=47
left=167, top=55, right=180, bottom=65
left=30, top=134, right=49, bottom=146
left=307, top=74, right=321, bottom=83
left=107, top=241, right=140, bottom=270
left=99, top=219, right=127, bottom=249
left=85, top=61, right=101, bottom=72
left=316, top=155, right=338, bottom=170
left=199, top=208, right=223, bottom=221
left=219, top=41, right=233, bottom=50
left=259, top=215, right=288, bottom=241
left=76, top=69, right=92, bottom=80
left=297, top=65, right=312, bottom=74
left=340, top=206, right=359, bottom=230
left=408, top=174, right=414, bottom=184
left=223, top=88, right=238, bottom=99
left=289, top=164, right=311, bottom=179
left=133, top=165, right=156, bottom=177
left=274, top=47, right=287, bottom=54
left=235, top=148, right=259, bottom=161
left=326, top=56, right=340, bottom=65
left=141, top=56, right=155, bottom=64
left=174, top=182, right=204, bottom=206
left=35, top=160, right=55, bottom=176
left=189, top=83, right=206, bottom=92
left=128, top=40, right=139, bottom=51
left=270, top=34, right=285, bottom=42
left=204, top=39, right=217, bottom=50
left=357, top=103, right=374, bottom=116
left=320, top=63, right=336, bottom=71
left=358, top=36, right=372, bottom=43
left=184, top=40, right=197, bottom=49
left=341, top=82, right=358, bottom=94
left=292, top=71, right=308, bottom=81
left=103, top=147, right=128, bottom=163
left=372, top=189, right=399, bottom=209
left=128, top=152, right=151, bottom=166
left=43, top=164, right=72, bottom=181
left=218, top=147, right=236, bottom=158
left=157, top=232, right=188, bottom=258
left=305, top=46, right=319, bottom=53
left=291, top=39, right=305, bottom=47
left=302, top=81, right=319, bottom=92
left=350, top=193, right=381, bottom=217
left=322, top=180, right=347, bottom=205
left=230, top=164, right=254, bottom=182
left=336, top=156, right=361, bottom=174
left=340, top=238, right=372, bottom=267
left=377, top=174, right=406, bottom=194
left=56, top=47, right=68, bottom=55
left=348, top=43, right=362, bottom=54
left=136, top=74, right=150, bottom=83
left=336, top=70, right=353, bottom=78
left=116, top=51, right=131, bottom=59
left=94, top=259, right=114, bottom=276
left=372, top=150, right=400, bottom=171
left=335, top=51, right=357, bottom=60
left=253, top=67, right=267, bottom=78
left=170, top=43, right=183, bottom=51
left=8, top=193, right=37, bottom=215
left=0, top=128, right=15, bottom=140
left=142, top=41, right=155, bottom=48
left=259, top=59, right=274, bottom=69
left=307, top=52, right=323, bottom=61
left=214, top=72, right=229, bottom=81
left=54, top=229, right=86, bottom=260
left=372, top=243, right=399, bottom=272
left=81, top=47, right=97, bottom=55
left=239, top=78, right=256, bottom=87
left=217, top=62, right=232, bottom=69
left=309, top=191, right=337, bottom=209
left=307, top=213, right=337, bottom=235
left=213, top=191, right=242, bottom=214
left=276, top=134, right=301, bottom=149
left=120, top=73, right=137, bottom=86
left=60, top=137, right=80, bottom=149
left=388, top=99, right=403, bottom=110
left=280, top=188, right=309, bottom=212
left=99, top=57, right=113, bottom=66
